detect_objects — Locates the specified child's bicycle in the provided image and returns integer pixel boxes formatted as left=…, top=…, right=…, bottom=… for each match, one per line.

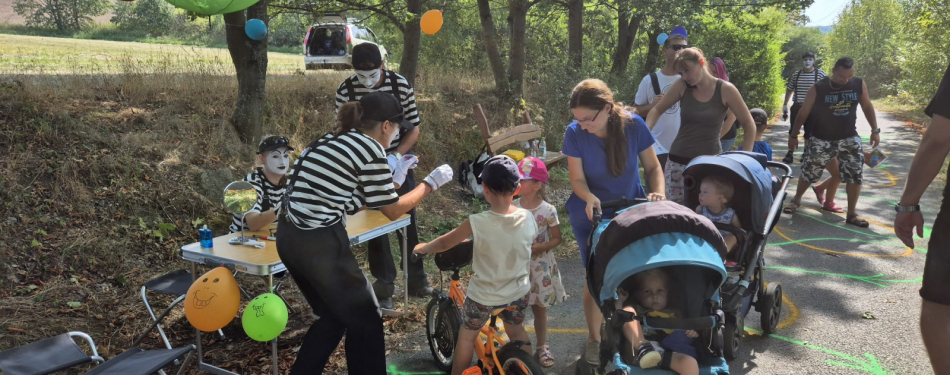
left=416, top=241, right=545, bottom=375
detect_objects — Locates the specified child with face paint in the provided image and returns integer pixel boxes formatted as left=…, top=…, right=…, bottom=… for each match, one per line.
left=334, top=42, right=434, bottom=309
left=229, top=136, right=293, bottom=233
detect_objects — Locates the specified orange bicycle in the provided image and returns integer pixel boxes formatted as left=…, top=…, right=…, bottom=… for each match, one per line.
left=420, top=241, right=544, bottom=375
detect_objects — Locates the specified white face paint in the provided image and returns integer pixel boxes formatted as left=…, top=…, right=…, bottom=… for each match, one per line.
left=263, top=147, right=291, bottom=176
left=803, top=58, right=815, bottom=69
left=386, top=122, right=401, bottom=148
left=355, top=69, right=381, bottom=88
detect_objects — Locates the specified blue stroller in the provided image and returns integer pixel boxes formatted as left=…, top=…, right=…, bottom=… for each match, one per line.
left=683, top=151, right=793, bottom=360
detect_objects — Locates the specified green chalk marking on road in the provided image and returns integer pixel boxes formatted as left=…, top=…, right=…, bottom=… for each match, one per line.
left=387, top=366, right=445, bottom=375
left=766, top=266, right=922, bottom=288
left=797, top=212, right=893, bottom=239
left=746, top=328, right=890, bottom=375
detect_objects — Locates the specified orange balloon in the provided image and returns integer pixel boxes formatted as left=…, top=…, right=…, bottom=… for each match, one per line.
left=185, top=267, right=241, bottom=332
left=421, top=10, right=443, bottom=35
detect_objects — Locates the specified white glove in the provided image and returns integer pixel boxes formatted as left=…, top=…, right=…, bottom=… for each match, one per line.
left=387, top=154, right=399, bottom=174
left=400, top=154, right=419, bottom=170
left=392, top=155, right=418, bottom=187
left=424, top=164, right=454, bottom=191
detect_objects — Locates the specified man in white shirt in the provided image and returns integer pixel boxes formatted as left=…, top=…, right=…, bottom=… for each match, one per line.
left=633, top=32, right=689, bottom=172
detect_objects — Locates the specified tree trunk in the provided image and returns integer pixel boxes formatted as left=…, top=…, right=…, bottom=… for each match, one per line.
left=640, top=27, right=661, bottom=79
left=566, top=0, right=583, bottom=73
left=610, top=4, right=642, bottom=75
left=507, top=0, right=529, bottom=99
left=398, top=0, right=423, bottom=86
left=224, top=0, right=268, bottom=145
left=476, top=0, right=507, bottom=93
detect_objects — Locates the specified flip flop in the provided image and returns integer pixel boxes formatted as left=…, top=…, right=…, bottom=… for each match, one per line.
left=846, top=214, right=869, bottom=228
left=821, top=201, right=843, bottom=213
left=783, top=202, right=799, bottom=214
left=812, top=186, right=825, bottom=205
left=536, top=345, right=556, bottom=368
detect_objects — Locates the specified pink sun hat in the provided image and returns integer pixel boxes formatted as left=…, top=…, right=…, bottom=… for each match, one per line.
left=517, top=156, right=549, bottom=183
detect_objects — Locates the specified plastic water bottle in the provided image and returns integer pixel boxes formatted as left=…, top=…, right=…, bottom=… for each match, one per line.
left=530, top=140, right=538, bottom=158
left=539, top=137, right=547, bottom=158
left=199, top=225, right=213, bottom=248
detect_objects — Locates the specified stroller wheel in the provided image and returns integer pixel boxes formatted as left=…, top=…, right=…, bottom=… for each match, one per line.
left=723, top=316, right=743, bottom=361
left=761, top=283, right=783, bottom=334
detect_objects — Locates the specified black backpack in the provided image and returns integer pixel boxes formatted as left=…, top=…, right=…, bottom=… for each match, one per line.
left=458, top=149, right=490, bottom=198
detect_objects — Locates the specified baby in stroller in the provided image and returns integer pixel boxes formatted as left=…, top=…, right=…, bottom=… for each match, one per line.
left=615, top=268, right=699, bottom=375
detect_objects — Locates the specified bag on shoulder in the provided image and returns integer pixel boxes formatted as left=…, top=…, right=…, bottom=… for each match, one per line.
left=458, top=151, right=490, bottom=199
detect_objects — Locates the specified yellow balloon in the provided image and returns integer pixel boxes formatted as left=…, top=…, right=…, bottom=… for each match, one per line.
left=421, top=10, right=443, bottom=35
left=185, top=267, right=241, bottom=332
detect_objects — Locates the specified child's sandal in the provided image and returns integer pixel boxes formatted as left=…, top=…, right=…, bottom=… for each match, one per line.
left=536, top=345, right=555, bottom=368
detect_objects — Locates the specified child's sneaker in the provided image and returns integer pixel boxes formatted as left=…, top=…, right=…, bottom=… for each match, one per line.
left=782, top=150, right=794, bottom=164
left=635, top=342, right=661, bottom=369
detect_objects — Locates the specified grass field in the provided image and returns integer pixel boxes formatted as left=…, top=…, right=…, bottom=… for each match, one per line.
left=0, top=34, right=307, bottom=74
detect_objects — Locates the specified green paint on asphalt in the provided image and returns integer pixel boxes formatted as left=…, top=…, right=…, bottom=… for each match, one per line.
left=766, top=266, right=923, bottom=287
left=387, top=366, right=445, bottom=375
left=746, top=328, right=890, bottom=375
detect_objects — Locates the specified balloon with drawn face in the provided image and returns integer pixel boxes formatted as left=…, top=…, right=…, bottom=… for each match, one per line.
left=242, top=293, right=289, bottom=342
left=185, top=267, right=241, bottom=332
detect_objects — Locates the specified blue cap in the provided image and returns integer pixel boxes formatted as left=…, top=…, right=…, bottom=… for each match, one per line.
left=671, top=26, right=687, bottom=39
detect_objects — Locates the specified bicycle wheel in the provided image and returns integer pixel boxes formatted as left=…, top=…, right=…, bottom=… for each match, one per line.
left=497, top=343, right=545, bottom=375
left=426, top=297, right=459, bottom=371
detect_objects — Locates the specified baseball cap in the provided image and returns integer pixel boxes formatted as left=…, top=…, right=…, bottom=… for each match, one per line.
left=802, top=51, right=815, bottom=59
left=359, top=92, right=415, bottom=131
left=750, top=108, right=768, bottom=124
left=480, top=155, right=521, bottom=193
left=258, top=135, right=294, bottom=154
left=518, top=157, right=549, bottom=183
left=352, top=43, right=383, bottom=70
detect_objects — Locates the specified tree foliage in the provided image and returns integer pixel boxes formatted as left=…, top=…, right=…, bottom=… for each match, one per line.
left=111, top=0, right=174, bottom=36
left=14, top=0, right=110, bottom=31
left=827, top=0, right=903, bottom=96
left=896, top=0, right=950, bottom=104
left=781, top=25, right=828, bottom=78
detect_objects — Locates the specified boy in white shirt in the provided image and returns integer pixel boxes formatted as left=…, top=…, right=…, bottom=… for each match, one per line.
left=414, top=155, right=536, bottom=375
left=634, top=31, right=689, bottom=172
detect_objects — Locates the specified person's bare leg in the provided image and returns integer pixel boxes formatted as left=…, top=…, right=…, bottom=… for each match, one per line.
left=724, top=234, right=737, bottom=259
left=531, top=305, right=547, bottom=349
left=583, top=277, right=603, bottom=343
left=846, top=182, right=861, bottom=217
left=790, top=176, right=811, bottom=206
left=502, top=321, right=533, bottom=354
left=921, top=300, right=950, bottom=375
left=669, top=353, right=699, bottom=375
left=823, top=158, right=842, bottom=205
left=452, top=328, right=479, bottom=375
left=620, top=307, right=647, bottom=356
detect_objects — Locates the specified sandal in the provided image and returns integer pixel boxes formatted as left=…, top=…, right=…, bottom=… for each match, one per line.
left=783, top=202, right=800, bottom=214
left=812, top=186, right=825, bottom=205
left=846, top=214, right=869, bottom=228
left=536, top=345, right=555, bottom=368
left=821, top=201, right=844, bottom=213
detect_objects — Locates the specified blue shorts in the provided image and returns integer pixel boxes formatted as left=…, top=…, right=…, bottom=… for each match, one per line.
left=661, top=331, right=697, bottom=359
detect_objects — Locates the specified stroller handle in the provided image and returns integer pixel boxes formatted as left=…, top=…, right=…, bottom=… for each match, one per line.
left=593, top=197, right=650, bottom=225
left=767, top=161, right=793, bottom=178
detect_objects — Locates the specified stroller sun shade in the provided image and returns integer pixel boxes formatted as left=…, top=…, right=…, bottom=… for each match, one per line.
left=684, top=151, right=775, bottom=234
left=589, top=201, right=729, bottom=305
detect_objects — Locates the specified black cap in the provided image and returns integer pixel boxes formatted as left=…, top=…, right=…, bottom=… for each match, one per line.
left=479, top=155, right=521, bottom=193
left=352, top=43, right=382, bottom=70
left=359, top=92, right=415, bottom=131
left=258, top=135, right=294, bottom=154
left=802, top=51, right=815, bottom=59
left=750, top=108, right=768, bottom=125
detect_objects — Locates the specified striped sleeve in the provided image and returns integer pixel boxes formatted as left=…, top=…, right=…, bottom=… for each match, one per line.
left=786, top=71, right=798, bottom=92
left=335, top=77, right=354, bottom=113
left=354, top=139, right=399, bottom=208
left=394, top=73, right=421, bottom=127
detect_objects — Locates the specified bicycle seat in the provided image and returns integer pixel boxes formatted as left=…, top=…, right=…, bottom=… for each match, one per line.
left=491, top=306, right=517, bottom=316
left=435, top=241, right=473, bottom=271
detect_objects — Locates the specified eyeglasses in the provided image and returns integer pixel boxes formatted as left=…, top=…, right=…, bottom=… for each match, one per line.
left=573, top=107, right=604, bottom=125
left=669, top=44, right=690, bottom=51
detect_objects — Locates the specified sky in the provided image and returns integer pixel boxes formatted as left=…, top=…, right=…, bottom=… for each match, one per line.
left=805, top=0, right=851, bottom=26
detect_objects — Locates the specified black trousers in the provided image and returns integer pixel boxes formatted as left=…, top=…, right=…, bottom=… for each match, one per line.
left=789, top=102, right=815, bottom=139
left=276, top=219, right=386, bottom=375
left=368, top=169, right=427, bottom=299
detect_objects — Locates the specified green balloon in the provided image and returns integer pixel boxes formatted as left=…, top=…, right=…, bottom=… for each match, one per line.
left=164, top=0, right=260, bottom=16
left=242, top=293, right=288, bottom=342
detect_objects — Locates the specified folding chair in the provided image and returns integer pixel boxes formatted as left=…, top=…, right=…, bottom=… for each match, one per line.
left=0, top=331, right=195, bottom=375
left=141, top=269, right=225, bottom=349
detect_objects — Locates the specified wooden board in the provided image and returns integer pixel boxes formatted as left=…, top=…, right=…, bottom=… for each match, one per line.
left=487, top=123, right=542, bottom=153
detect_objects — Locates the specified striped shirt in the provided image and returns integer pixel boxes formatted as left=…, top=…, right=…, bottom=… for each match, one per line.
left=786, top=69, right=827, bottom=104
left=283, top=129, right=399, bottom=230
left=335, top=70, right=420, bottom=154
left=229, top=168, right=285, bottom=233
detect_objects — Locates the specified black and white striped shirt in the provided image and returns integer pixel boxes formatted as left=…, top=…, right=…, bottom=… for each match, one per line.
left=335, top=70, right=420, bottom=154
left=786, top=69, right=827, bottom=104
left=230, top=169, right=285, bottom=233
left=283, top=129, right=399, bottom=230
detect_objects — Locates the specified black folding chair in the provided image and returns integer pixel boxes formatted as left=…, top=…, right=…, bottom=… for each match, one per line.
left=141, top=269, right=225, bottom=347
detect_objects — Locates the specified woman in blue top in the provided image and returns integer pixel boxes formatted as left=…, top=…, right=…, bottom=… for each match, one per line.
left=563, top=79, right=666, bottom=366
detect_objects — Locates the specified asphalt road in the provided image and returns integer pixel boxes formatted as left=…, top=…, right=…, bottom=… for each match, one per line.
left=387, top=107, right=936, bottom=375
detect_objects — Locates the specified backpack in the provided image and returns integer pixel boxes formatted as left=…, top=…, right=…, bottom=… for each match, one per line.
left=650, top=72, right=662, bottom=96
left=458, top=150, right=490, bottom=199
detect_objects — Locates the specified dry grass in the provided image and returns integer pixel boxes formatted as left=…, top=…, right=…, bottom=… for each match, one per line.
left=0, top=35, right=579, bottom=374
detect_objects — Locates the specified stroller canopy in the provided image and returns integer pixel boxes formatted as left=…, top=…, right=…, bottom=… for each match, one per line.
left=684, top=151, right=775, bottom=234
left=590, top=201, right=728, bottom=305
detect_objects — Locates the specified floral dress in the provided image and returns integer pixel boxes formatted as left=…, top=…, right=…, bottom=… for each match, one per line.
left=515, top=199, right=569, bottom=307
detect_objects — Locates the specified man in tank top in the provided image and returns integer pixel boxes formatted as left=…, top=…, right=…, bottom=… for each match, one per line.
left=784, top=57, right=881, bottom=227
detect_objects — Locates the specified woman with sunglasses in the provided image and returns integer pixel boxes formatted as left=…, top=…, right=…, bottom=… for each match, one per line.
left=645, top=48, right=757, bottom=205
left=563, top=78, right=666, bottom=366
left=276, top=91, right=453, bottom=374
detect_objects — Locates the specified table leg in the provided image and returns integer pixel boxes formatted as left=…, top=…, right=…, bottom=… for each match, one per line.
left=192, top=263, right=203, bottom=367
left=269, top=272, right=278, bottom=375
left=402, top=227, right=408, bottom=309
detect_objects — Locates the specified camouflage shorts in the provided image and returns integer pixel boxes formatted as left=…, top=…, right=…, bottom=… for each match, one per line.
left=460, top=294, right=529, bottom=331
left=802, top=136, right=863, bottom=184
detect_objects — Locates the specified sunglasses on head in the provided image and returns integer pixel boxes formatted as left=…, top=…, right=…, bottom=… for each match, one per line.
left=259, top=136, right=290, bottom=151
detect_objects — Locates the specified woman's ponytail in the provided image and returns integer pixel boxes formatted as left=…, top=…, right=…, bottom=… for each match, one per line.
left=337, top=102, right=364, bottom=135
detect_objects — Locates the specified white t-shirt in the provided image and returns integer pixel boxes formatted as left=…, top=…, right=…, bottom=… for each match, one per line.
left=635, top=70, right=682, bottom=155
left=467, top=208, right=535, bottom=306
